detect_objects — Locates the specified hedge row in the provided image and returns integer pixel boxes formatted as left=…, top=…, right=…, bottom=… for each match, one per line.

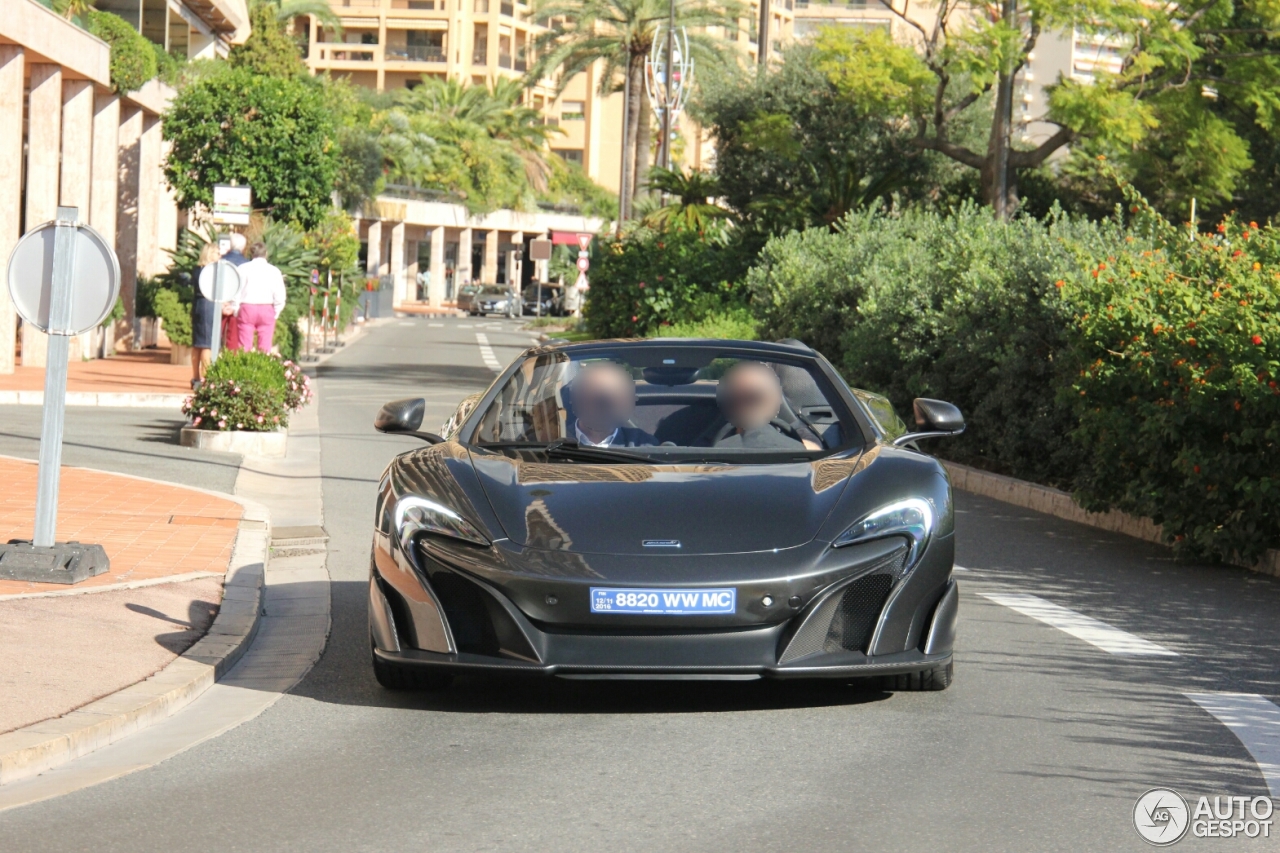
left=745, top=201, right=1279, bottom=564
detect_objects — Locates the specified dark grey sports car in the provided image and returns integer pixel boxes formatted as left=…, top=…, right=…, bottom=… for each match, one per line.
left=369, top=338, right=964, bottom=691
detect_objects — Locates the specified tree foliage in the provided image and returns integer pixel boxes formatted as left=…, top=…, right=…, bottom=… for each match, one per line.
left=87, top=10, right=158, bottom=94
left=163, top=64, right=340, bottom=229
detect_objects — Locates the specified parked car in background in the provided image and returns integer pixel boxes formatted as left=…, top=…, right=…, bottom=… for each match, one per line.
left=455, top=284, right=482, bottom=314
left=471, top=286, right=513, bottom=316
left=522, top=285, right=561, bottom=317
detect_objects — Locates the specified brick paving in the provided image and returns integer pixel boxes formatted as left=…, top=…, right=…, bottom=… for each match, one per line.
left=0, top=348, right=192, bottom=394
left=0, top=457, right=242, bottom=595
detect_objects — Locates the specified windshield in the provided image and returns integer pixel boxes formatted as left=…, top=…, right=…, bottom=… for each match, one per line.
left=470, top=346, right=861, bottom=461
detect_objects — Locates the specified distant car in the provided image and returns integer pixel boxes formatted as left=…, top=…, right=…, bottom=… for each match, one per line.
left=455, top=284, right=482, bottom=314
left=522, top=285, right=560, bottom=317
left=369, top=338, right=965, bottom=692
left=472, top=287, right=513, bottom=316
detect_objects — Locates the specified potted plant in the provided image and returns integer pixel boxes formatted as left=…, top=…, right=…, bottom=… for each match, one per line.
left=179, top=351, right=312, bottom=457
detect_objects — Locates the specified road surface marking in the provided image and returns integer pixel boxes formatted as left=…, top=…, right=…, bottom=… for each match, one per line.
left=476, top=332, right=502, bottom=373
left=980, top=592, right=1179, bottom=656
left=1185, top=693, right=1280, bottom=796
left=428, top=323, right=443, bottom=327
left=397, top=321, right=414, bottom=326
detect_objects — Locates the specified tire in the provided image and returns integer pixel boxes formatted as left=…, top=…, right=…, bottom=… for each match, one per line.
left=372, top=649, right=454, bottom=691
left=880, top=660, right=953, bottom=692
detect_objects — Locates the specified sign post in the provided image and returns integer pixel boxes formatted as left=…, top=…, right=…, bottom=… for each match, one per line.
left=199, top=259, right=242, bottom=365
left=0, top=207, right=119, bottom=583
left=212, top=185, right=252, bottom=226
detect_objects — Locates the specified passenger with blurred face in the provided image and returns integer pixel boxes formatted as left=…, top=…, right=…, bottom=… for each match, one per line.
left=715, top=362, right=821, bottom=450
left=568, top=363, right=657, bottom=447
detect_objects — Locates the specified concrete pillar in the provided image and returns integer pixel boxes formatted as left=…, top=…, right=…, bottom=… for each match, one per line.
left=90, top=93, right=120, bottom=243
left=136, top=114, right=163, bottom=276
left=60, top=79, right=94, bottom=212
left=117, top=105, right=143, bottom=332
left=429, top=226, right=446, bottom=307
left=0, top=46, right=23, bottom=374
left=482, top=229, right=499, bottom=283
left=365, top=220, right=382, bottom=278
left=389, top=222, right=406, bottom=307
left=406, top=239, right=420, bottom=301
left=22, top=65, right=63, bottom=367
left=457, top=227, right=473, bottom=287
left=157, top=140, right=179, bottom=271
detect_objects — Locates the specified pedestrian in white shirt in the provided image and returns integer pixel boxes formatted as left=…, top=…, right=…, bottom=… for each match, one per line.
left=232, top=242, right=287, bottom=353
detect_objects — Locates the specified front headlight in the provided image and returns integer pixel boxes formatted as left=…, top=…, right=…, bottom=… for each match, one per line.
left=394, top=496, right=490, bottom=549
left=832, top=498, right=934, bottom=567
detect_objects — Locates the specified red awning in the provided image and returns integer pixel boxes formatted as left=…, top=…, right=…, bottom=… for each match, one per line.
left=551, top=231, right=593, bottom=246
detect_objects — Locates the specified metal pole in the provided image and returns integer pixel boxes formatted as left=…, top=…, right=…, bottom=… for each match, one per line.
left=661, top=0, right=676, bottom=172
left=619, top=61, right=632, bottom=228
left=33, top=207, right=79, bottom=548
left=306, top=286, right=314, bottom=360
left=209, top=262, right=223, bottom=364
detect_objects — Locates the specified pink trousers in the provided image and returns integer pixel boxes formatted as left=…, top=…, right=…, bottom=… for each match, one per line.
left=236, top=304, right=276, bottom=353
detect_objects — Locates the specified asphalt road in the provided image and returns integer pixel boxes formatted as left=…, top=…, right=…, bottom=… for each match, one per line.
left=3, top=318, right=1278, bottom=852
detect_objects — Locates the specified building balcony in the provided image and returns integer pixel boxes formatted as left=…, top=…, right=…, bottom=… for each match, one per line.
left=500, top=0, right=513, bottom=15
left=514, top=57, right=527, bottom=71
left=498, top=51, right=512, bottom=68
left=473, top=48, right=488, bottom=64
left=313, top=42, right=381, bottom=62
left=336, top=0, right=382, bottom=8
left=387, top=44, right=447, bottom=62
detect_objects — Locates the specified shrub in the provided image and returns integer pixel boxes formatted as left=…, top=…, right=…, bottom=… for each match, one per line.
left=1065, top=191, right=1280, bottom=564
left=585, top=226, right=747, bottom=338
left=652, top=307, right=759, bottom=340
left=747, top=204, right=1129, bottom=487
left=87, top=10, right=157, bottom=94
left=185, top=350, right=312, bottom=431
left=152, top=287, right=192, bottom=347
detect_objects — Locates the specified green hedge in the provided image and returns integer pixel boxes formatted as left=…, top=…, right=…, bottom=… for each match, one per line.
left=746, top=200, right=1280, bottom=563
left=87, top=10, right=157, bottom=94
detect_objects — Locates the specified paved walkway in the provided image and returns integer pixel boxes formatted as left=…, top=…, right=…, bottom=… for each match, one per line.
left=0, top=458, right=244, bottom=733
left=0, top=349, right=191, bottom=395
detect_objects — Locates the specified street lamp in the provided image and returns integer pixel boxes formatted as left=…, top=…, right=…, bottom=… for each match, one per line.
left=645, top=17, right=693, bottom=174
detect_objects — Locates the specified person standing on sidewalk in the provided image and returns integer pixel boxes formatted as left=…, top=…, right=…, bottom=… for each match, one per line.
left=231, top=242, right=286, bottom=353
left=189, top=242, right=221, bottom=390
left=221, top=233, right=250, bottom=351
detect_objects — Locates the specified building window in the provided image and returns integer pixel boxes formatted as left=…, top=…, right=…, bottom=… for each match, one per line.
left=560, top=100, right=585, bottom=121
left=475, top=0, right=489, bottom=11
left=553, top=148, right=583, bottom=165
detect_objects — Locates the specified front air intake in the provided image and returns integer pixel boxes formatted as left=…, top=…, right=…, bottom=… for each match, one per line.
left=778, top=547, right=906, bottom=663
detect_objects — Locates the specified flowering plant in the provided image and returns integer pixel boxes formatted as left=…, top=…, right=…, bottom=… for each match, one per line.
left=182, top=350, right=312, bottom=431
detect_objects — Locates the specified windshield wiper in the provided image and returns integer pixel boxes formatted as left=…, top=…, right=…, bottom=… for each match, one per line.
left=543, top=439, right=655, bottom=463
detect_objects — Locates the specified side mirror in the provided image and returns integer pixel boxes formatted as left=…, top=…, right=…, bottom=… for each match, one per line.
left=375, top=398, right=444, bottom=443
left=892, top=398, right=965, bottom=447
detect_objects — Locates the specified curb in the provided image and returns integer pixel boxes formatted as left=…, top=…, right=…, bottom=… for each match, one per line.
left=0, top=391, right=188, bottom=408
left=943, top=461, right=1280, bottom=579
left=0, top=492, right=270, bottom=786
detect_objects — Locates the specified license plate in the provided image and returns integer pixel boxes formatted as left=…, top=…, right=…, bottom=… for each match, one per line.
left=589, top=587, right=736, bottom=615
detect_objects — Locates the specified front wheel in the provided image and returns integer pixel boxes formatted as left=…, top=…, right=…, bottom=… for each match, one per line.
left=372, top=649, right=454, bottom=691
left=880, top=660, right=952, bottom=691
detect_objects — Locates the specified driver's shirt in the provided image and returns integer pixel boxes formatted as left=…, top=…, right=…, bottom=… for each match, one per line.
left=575, top=424, right=619, bottom=447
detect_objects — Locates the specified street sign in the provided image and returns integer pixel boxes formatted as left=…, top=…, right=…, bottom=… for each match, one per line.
left=575, top=271, right=590, bottom=291
left=212, top=185, right=252, bottom=225
left=8, top=217, right=119, bottom=335
left=198, top=260, right=243, bottom=364
left=529, top=239, right=553, bottom=261
left=577, top=256, right=590, bottom=272
left=577, top=233, right=593, bottom=252
left=0, top=207, right=116, bottom=583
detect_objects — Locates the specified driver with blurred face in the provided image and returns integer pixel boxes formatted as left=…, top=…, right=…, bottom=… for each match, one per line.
left=569, top=362, right=657, bottom=447
left=716, top=362, right=821, bottom=450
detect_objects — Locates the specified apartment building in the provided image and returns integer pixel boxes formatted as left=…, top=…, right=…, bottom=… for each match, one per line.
left=0, top=0, right=249, bottom=374
left=304, top=0, right=790, bottom=307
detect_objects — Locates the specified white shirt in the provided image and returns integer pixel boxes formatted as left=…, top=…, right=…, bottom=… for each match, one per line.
left=231, top=258, right=287, bottom=317
left=575, top=423, right=618, bottom=447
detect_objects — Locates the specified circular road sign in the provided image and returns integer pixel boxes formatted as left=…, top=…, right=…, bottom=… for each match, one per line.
left=7, top=220, right=120, bottom=336
left=576, top=257, right=590, bottom=272
left=199, top=260, right=244, bottom=303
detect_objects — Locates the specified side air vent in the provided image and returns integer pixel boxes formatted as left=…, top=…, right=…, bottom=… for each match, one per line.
left=430, top=571, right=501, bottom=656
left=778, top=548, right=906, bottom=664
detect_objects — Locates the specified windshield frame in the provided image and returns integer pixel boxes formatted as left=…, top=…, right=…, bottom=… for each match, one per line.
left=455, top=340, right=873, bottom=460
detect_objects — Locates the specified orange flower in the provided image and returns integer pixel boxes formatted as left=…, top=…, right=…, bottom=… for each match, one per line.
left=1253, top=335, right=1264, bottom=345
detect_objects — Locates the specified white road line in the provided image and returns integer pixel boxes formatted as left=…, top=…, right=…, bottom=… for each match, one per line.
left=428, top=323, right=443, bottom=327
left=979, top=592, right=1179, bottom=656
left=1185, top=693, right=1280, bottom=796
left=475, top=332, right=503, bottom=373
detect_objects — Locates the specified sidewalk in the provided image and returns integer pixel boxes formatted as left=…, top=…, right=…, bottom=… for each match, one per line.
left=0, top=349, right=191, bottom=407
left=0, top=456, right=244, bottom=734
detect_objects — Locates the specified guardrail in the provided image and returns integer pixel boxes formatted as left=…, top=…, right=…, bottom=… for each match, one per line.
left=313, top=43, right=381, bottom=62
left=386, top=45, right=446, bottom=62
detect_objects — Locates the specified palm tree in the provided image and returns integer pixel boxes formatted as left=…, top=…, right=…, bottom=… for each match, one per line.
left=641, top=166, right=729, bottom=233
left=254, top=0, right=344, bottom=37
left=528, top=0, right=742, bottom=224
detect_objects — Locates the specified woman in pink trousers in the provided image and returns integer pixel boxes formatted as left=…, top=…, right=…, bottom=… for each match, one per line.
left=231, top=242, right=287, bottom=353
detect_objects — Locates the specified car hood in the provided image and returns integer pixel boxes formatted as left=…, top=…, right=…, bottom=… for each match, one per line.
left=468, top=452, right=861, bottom=556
